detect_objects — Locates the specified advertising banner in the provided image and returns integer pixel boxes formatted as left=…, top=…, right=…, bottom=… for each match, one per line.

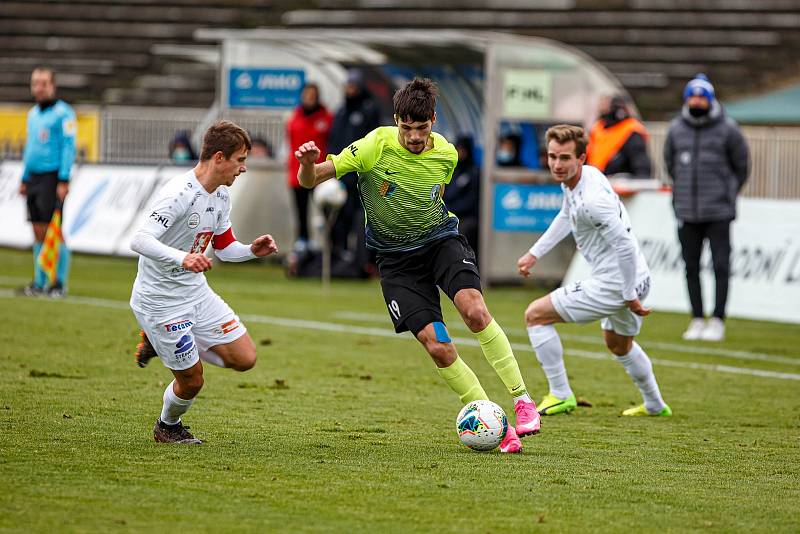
left=502, top=70, right=552, bottom=119
left=0, top=162, right=185, bottom=256
left=0, top=162, right=33, bottom=248
left=228, top=68, right=305, bottom=109
left=492, top=183, right=562, bottom=232
left=564, top=191, right=800, bottom=323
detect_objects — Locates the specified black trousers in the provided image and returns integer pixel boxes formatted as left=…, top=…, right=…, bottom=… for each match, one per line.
left=292, top=186, right=312, bottom=241
left=677, top=219, right=732, bottom=320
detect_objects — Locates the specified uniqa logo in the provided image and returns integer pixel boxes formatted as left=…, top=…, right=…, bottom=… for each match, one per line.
left=501, top=189, right=523, bottom=210
left=235, top=72, right=253, bottom=90
left=257, top=73, right=302, bottom=90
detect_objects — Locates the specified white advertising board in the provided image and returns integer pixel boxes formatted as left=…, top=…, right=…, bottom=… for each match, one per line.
left=0, top=162, right=190, bottom=256
left=0, top=161, right=33, bottom=248
left=62, top=165, right=163, bottom=255
left=564, top=191, right=800, bottom=324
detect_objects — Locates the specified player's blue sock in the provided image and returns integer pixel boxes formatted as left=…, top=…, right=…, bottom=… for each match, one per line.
left=56, top=246, right=71, bottom=288
left=33, top=242, right=46, bottom=289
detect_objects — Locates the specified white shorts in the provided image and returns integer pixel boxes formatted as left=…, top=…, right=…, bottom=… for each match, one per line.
left=550, top=277, right=651, bottom=337
left=131, top=290, right=247, bottom=371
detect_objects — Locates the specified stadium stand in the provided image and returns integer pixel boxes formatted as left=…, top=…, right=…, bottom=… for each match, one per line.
left=0, top=0, right=799, bottom=118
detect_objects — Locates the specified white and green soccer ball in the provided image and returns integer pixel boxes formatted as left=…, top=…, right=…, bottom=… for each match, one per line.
left=313, top=178, right=347, bottom=209
left=456, top=400, right=508, bottom=451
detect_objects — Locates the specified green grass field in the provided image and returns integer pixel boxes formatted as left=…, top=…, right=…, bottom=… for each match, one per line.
left=1, top=247, right=798, bottom=532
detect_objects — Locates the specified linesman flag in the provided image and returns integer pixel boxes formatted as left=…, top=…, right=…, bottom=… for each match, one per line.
left=37, top=207, right=63, bottom=287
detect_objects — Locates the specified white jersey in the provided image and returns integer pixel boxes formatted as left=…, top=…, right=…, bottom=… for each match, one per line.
left=130, top=170, right=233, bottom=315
left=531, top=165, right=649, bottom=301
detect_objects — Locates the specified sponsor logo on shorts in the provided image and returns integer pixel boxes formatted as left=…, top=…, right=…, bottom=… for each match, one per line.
left=164, top=320, right=193, bottom=332
left=220, top=319, right=240, bottom=334
left=174, top=334, right=195, bottom=355
left=188, top=212, right=200, bottom=229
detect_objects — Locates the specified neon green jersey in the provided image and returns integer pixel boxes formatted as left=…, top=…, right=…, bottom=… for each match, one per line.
left=328, top=126, right=459, bottom=252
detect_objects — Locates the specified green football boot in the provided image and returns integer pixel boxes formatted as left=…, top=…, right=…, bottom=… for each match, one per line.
left=537, top=393, right=577, bottom=416
left=621, top=403, right=672, bottom=417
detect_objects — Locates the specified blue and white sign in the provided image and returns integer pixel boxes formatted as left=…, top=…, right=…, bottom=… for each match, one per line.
left=228, top=68, right=305, bottom=109
left=492, top=183, right=562, bottom=232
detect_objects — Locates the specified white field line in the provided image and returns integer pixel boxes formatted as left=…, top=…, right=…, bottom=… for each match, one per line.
left=333, top=311, right=800, bottom=366
left=2, top=290, right=799, bottom=381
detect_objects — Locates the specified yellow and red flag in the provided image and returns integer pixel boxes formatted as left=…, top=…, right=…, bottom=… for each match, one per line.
left=37, top=208, right=63, bottom=286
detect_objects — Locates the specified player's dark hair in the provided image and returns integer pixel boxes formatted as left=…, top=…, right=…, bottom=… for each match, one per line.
left=545, top=124, right=588, bottom=156
left=200, top=120, right=252, bottom=161
left=393, top=78, right=437, bottom=123
left=32, top=67, right=55, bottom=84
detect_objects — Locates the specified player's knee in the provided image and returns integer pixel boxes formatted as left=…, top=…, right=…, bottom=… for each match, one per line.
left=604, top=335, right=632, bottom=356
left=425, top=340, right=455, bottom=368
left=524, top=301, right=547, bottom=326
left=230, top=348, right=257, bottom=372
left=463, top=306, right=491, bottom=332
left=232, top=355, right=257, bottom=372
left=181, top=373, right=204, bottom=395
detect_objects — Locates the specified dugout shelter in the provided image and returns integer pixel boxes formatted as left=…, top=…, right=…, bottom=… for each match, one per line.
left=195, top=28, right=629, bottom=283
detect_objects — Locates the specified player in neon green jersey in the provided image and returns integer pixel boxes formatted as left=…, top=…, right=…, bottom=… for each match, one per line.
left=295, top=78, right=540, bottom=453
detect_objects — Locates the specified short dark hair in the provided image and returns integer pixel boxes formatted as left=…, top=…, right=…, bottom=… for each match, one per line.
left=545, top=124, right=588, bottom=156
left=393, top=77, right=437, bottom=123
left=32, top=67, right=55, bottom=84
left=200, top=120, right=251, bottom=161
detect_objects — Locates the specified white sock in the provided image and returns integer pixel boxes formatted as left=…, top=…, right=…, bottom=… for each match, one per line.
left=160, top=380, right=194, bottom=425
left=616, top=342, right=666, bottom=413
left=527, top=325, right=572, bottom=399
left=199, top=349, right=226, bottom=368
left=513, top=392, right=533, bottom=404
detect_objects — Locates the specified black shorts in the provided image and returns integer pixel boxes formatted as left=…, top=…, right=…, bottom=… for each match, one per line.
left=376, top=234, right=482, bottom=335
left=26, top=171, right=59, bottom=223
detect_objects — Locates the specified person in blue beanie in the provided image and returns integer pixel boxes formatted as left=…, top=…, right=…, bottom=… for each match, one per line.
left=18, top=67, right=77, bottom=298
left=664, top=74, right=750, bottom=341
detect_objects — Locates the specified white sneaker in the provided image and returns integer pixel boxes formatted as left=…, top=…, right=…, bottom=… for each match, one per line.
left=682, top=318, right=706, bottom=340
left=701, top=317, right=725, bottom=341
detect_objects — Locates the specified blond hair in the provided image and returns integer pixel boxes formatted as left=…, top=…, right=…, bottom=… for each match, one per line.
left=545, top=124, right=588, bottom=156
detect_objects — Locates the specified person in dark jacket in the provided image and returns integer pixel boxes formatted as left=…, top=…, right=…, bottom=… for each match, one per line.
left=587, top=95, right=652, bottom=178
left=664, top=74, right=750, bottom=342
left=169, top=131, right=197, bottom=163
left=443, top=136, right=480, bottom=257
left=328, top=69, right=381, bottom=265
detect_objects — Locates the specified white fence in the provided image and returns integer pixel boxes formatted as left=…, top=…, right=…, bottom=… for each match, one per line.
left=647, top=122, right=800, bottom=199
left=101, top=106, right=288, bottom=164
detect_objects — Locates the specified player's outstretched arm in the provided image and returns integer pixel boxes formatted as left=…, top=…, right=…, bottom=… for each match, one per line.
left=517, top=252, right=538, bottom=278
left=212, top=229, right=277, bottom=262
left=295, top=141, right=336, bottom=188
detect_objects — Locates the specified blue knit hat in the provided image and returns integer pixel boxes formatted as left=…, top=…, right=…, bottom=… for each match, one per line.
left=683, top=74, right=715, bottom=102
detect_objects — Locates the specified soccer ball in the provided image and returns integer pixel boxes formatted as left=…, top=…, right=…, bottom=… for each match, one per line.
left=313, top=178, right=347, bottom=209
left=456, top=400, right=508, bottom=451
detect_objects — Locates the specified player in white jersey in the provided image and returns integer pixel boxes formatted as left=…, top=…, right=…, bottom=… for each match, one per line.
left=129, top=120, right=278, bottom=444
left=517, top=125, right=671, bottom=418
